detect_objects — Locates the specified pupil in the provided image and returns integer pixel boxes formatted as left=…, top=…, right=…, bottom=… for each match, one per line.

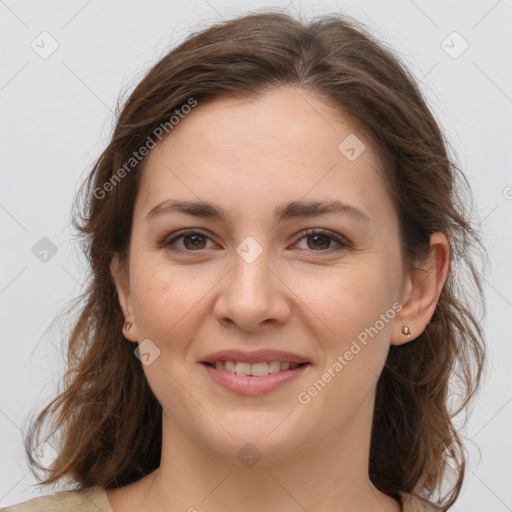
left=310, top=234, right=329, bottom=250
left=186, top=234, right=204, bottom=249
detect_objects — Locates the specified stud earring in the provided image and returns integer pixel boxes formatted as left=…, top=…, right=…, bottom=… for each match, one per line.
left=401, top=325, right=411, bottom=336
left=125, top=322, right=133, bottom=331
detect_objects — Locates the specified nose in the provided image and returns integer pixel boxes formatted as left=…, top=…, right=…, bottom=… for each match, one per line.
left=213, top=245, right=291, bottom=332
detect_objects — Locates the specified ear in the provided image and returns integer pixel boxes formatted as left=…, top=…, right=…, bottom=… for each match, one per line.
left=391, top=232, right=451, bottom=346
left=110, top=254, right=138, bottom=343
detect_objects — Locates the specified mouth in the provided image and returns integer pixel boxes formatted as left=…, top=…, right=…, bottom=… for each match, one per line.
left=202, top=360, right=309, bottom=376
left=200, top=357, right=311, bottom=396
left=199, top=349, right=311, bottom=395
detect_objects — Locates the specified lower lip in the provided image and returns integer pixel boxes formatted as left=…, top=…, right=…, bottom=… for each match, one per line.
left=201, top=363, right=309, bottom=396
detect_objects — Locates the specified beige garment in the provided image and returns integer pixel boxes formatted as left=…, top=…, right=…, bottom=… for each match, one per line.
left=1, top=486, right=442, bottom=511
left=1, top=487, right=112, bottom=512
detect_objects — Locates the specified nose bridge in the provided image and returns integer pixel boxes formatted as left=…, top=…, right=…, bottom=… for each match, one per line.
left=231, top=235, right=272, bottom=300
left=235, top=235, right=265, bottom=267
left=214, top=235, right=289, bottom=329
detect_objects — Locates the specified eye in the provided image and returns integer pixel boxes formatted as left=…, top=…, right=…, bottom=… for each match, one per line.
left=164, top=230, right=215, bottom=253
left=293, top=229, right=349, bottom=253
left=163, top=228, right=349, bottom=254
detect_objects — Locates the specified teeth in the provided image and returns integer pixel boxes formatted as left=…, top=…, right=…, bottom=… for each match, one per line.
left=268, top=361, right=281, bottom=374
left=224, top=360, right=236, bottom=374
left=210, top=360, right=303, bottom=376
left=235, top=361, right=251, bottom=376
left=251, top=362, right=270, bottom=377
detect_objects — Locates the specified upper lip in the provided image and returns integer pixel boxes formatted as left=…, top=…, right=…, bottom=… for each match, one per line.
left=201, top=349, right=310, bottom=364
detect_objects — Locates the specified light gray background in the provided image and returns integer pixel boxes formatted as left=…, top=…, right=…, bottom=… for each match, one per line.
left=1, top=0, right=511, bottom=510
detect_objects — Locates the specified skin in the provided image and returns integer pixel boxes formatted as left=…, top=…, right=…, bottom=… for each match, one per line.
left=109, top=86, right=450, bottom=512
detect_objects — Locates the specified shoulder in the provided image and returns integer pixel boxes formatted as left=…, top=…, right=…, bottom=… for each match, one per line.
left=401, top=491, right=443, bottom=512
left=1, top=486, right=112, bottom=512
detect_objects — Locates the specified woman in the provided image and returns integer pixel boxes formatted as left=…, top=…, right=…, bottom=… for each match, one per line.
left=4, top=9, right=486, bottom=512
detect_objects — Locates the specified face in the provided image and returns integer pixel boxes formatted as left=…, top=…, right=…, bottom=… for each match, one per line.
left=112, top=87, right=411, bottom=465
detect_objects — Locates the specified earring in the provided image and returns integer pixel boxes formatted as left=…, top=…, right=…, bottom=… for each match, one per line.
left=401, top=325, right=411, bottom=336
left=125, top=321, right=133, bottom=331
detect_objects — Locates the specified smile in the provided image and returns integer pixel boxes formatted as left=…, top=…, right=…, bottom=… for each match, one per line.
left=204, top=360, right=305, bottom=376
left=201, top=361, right=310, bottom=395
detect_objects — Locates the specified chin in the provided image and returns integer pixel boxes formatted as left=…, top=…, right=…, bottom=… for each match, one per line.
left=198, top=408, right=312, bottom=466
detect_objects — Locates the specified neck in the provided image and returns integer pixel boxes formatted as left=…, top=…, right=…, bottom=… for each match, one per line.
left=125, top=395, right=400, bottom=512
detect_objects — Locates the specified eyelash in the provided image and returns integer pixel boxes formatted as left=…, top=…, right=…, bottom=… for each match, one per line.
left=163, top=228, right=350, bottom=255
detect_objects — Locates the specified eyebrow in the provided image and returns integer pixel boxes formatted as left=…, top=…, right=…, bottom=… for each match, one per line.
left=146, top=199, right=370, bottom=224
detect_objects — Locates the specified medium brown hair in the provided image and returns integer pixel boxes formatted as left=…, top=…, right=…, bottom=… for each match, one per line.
left=24, top=9, right=486, bottom=510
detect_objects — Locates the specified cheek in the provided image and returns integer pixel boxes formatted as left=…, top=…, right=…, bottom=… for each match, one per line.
left=301, top=265, right=399, bottom=421
left=303, top=264, right=402, bottom=413
left=130, top=262, right=195, bottom=343
left=305, top=259, right=399, bottom=344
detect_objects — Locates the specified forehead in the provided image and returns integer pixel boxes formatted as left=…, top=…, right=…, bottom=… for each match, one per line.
left=135, top=87, right=392, bottom=223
